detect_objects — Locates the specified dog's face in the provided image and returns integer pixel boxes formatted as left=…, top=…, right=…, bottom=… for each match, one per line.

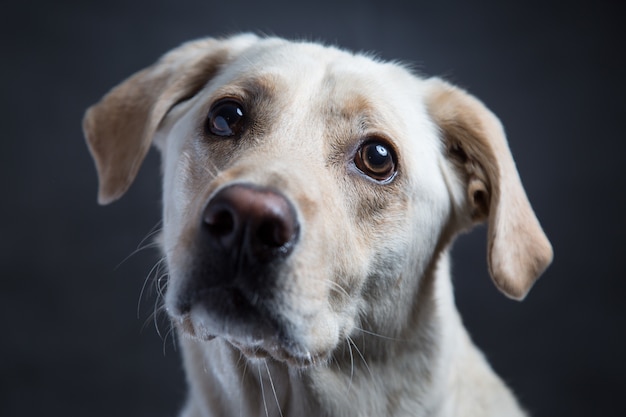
left=155, top=39, right=451, bottom=365
left=84, top=35, right=552, bottom=367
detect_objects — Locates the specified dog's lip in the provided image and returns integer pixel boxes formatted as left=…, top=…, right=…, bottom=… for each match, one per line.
left=171, top=287, right=325, bottom=367
left=229, top=339, right=320, bottom=367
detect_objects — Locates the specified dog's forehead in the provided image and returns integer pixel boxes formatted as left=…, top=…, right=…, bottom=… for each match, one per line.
left=215, top=42, right=390, bottom=97
left=232, top=39, right=392, bottom=82
left=213, top=39, right=427, bottom=136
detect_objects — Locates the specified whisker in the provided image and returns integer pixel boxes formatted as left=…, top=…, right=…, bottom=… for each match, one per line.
left=127, top=223, right=169, bottom=351
left=162, top=323, right=176, bottom=355
left=137, top=257, right=166, bottom=318
left=152, top=283, right=166, bottom=339
left=156, top=270, right=169, bottom=299
left=264, top=361, right=284, bottom=417
left=346, top=336, right=355, bottom=394
left=347, top=336, right=374, bottom=381
left=324, top=279, right=350, bottom=298
left=240, top=355, right=249, bottom=417
left=258, top=364, right=270, bottom=417
left=202, top=159, right=221, bottom=178
left=354, top=327, right=404, bottom=342
left=152, top=265, right=170, bottom=340
left=115, top=221, right=163, bottom=270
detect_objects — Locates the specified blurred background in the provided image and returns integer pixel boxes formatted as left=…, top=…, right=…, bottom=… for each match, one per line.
left=2, top=0, right=624, bottom=416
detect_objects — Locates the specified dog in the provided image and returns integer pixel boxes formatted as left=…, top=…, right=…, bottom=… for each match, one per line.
left=84, top=34, right=553, bottom=417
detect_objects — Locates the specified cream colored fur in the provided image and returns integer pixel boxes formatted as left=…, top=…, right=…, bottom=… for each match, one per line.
left=84, top=34, right=552, bottom=417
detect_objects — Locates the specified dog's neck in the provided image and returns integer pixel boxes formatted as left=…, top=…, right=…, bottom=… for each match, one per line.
left=176, top=251, right=481, bottom=417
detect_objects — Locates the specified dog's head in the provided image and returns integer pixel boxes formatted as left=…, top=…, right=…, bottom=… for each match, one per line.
left=84, top=34, right=552, bottom=367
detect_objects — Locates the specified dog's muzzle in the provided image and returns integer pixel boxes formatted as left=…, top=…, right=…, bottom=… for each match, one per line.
left=173, top=183, right=302, bottom=352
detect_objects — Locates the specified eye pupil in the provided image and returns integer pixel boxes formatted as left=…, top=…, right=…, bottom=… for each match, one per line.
left=354, top=140, right=397, bottom=182
left=207, top=100, right=245, bottom=137
left=367, top=144, right=389, bottom=166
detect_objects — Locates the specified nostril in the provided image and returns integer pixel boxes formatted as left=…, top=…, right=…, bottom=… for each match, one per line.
left=204, top=206, right=236, bottom=238
left=257, top=218, right=291, bottom=248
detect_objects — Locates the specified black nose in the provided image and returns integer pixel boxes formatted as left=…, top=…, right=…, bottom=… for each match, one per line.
left=202, top=184, right=299, bottom=264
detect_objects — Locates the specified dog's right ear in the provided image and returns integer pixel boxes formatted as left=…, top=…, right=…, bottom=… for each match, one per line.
left=83, top=34, right=258, bottom=205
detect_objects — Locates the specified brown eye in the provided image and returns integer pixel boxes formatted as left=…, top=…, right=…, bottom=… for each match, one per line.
left=206, top=100, right=245, bottom=137
left=354, top=140, right=397, bottom=182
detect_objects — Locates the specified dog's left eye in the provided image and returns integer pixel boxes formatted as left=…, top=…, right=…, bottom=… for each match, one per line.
left=354, top=140, right=397, bottom=182
left=206, top=100, right=245, bottom=137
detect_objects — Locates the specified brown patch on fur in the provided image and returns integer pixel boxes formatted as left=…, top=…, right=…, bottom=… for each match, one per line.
left=337, top=93, right=375, bottom=122
left=193, top=72, right=286, bottom=167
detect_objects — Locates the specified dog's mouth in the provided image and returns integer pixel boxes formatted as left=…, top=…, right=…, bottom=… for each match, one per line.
left=171, top=286, right=325, bottom=367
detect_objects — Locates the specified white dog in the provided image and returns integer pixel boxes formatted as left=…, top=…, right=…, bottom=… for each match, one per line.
left=84, top=34, right=552, bottom=417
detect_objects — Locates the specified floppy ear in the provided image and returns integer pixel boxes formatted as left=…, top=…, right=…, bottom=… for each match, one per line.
left=425, top=77, right=553, bottom=300
left=83, top=34, right=258, bottom=205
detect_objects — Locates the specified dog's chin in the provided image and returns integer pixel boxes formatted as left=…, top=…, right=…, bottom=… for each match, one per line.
left=170, top=288, right=331, bottom=368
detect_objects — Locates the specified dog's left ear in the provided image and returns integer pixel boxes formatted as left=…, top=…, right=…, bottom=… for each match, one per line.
left=83, top=34, right=258, bottom=205
left=424, top=78, right=553, bottom=300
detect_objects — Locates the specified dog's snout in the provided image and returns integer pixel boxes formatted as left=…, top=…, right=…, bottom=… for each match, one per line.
left=203, top=184, right=299, bottom=263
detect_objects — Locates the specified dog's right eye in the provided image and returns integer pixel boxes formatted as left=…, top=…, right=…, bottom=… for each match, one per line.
left=206, top=100, right=246, bottom=137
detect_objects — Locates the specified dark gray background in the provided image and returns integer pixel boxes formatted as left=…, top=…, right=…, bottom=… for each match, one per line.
left=2, top=0, right=624, bottom=416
